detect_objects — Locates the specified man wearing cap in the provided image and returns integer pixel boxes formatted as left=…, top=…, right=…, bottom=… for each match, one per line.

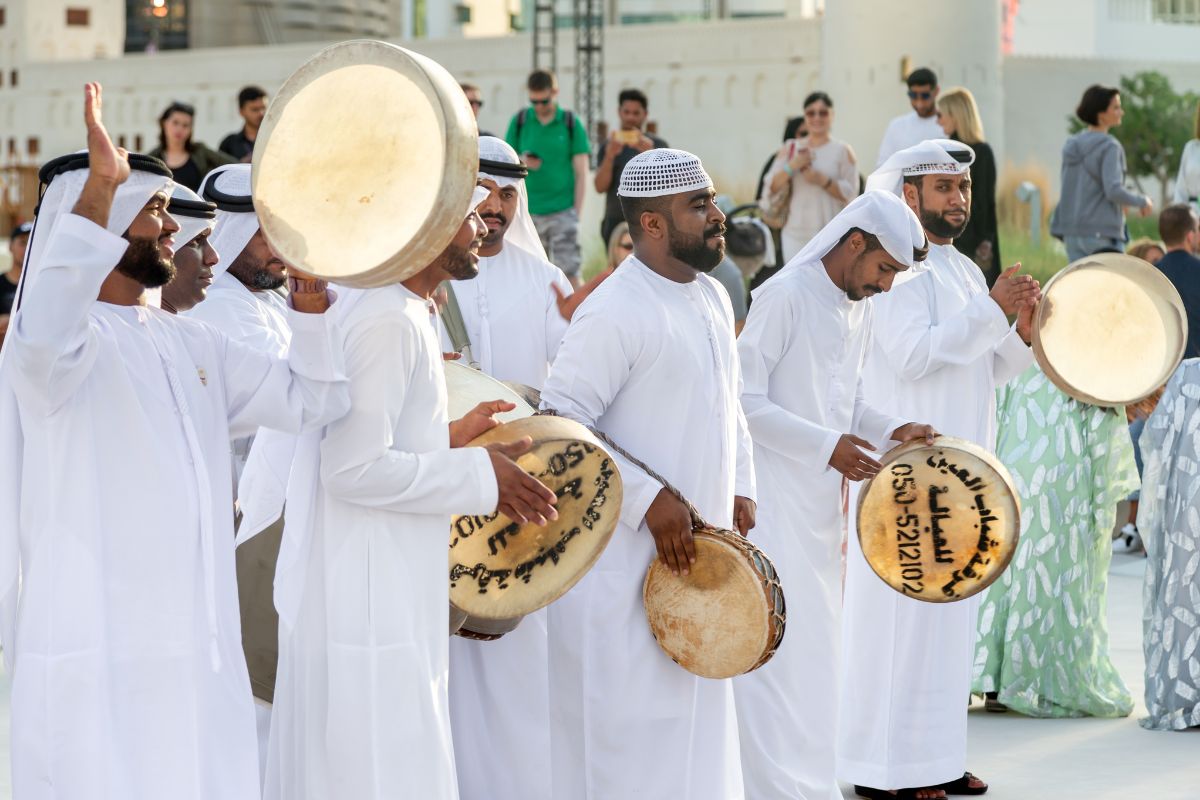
left=0, top=221, right=31, bottom=347
left=733, top=191, right=937, bottom=800
left=161, top=184, right=218, bottom=314
left=0, top=82, right=348, bottom=800
left=446, top=136, right=572, bottom=800
left=259, top=188, right=558, bottom=800
left=838, top=141, right=1040, bottom=800
left=539, top=148, right=756, bottom=799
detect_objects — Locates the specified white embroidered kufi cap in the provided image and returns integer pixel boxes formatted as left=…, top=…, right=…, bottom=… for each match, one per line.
left=617, top=148, right=714, bottom=198
left=866, top=139, right=975, bottom=196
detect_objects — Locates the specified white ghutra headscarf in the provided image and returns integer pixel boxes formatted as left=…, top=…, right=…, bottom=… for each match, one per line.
left=477, top=136, right=546, bottom=260
left=0, top=153, right=174, bottom=670
left=199, top=163, right=258, bottom=279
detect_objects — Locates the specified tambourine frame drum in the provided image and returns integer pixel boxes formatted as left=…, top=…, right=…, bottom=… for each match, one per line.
left=856, top=436, right=1020, bottom=603
left=449, top=415, right=622, bottom=624
left=643, top=527, right=786, bottom=679
left=1032, top=252, right=1187, bottom=407
left=252, top=40, right=478, bottom=288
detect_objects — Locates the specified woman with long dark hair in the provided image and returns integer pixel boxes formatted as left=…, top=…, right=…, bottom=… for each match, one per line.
left=937, top=87, right=1001, bottom=286
left=149, top=101, right=234, bottom=191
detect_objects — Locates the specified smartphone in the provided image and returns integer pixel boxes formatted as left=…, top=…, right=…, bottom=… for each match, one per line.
left=614, top=129, right=640, bottom=146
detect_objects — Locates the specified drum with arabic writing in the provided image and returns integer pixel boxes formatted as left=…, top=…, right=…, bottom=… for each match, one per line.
left=856, top=436, right=1020, bottom=603
left=449, top=415, right=622, bottom=627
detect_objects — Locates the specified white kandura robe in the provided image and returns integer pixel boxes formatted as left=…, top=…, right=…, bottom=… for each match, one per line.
left=539, top=256, right=755, bottom=800
left=187, top=272, right=292, bottom=480
left=264, top=284, right=499, bottom=800
left=442, top=242, right=572, bottom=387
left=733, top=263, right=905, bottom=800
left=3, top=214, right=348, bottom=800
left=838, top=243, right=1033, bottom=789
left=441, top=242, right=570, bottom=800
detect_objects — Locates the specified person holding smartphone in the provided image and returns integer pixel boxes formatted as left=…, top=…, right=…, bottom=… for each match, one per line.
left=594, top=88, right=669, bottom=244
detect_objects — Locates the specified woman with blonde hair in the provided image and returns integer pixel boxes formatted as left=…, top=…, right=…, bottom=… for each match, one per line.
left=1172, top=99, right=1200, bottom=210
left=937, top=86, right=1001, bottom=285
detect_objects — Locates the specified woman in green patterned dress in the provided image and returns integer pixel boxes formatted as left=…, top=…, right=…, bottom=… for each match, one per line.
left=972, top=365, right=1138, bottom=717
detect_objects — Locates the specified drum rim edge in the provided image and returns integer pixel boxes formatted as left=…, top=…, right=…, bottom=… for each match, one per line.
left=251, top=39, right=479, bottom=288
left=855, top=435, right=1022, bottom=604
left=1032, top=254, right=1189, bottom=407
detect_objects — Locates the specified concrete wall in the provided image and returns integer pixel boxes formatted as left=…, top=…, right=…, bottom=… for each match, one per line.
left=0, top=17, right=823, bottom=202
left=820, top=0, right=1003, bottom=169
left=1013, top=0, right=1200, bottom=63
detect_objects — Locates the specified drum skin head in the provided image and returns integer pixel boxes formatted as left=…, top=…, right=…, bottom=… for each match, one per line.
left=253, top=40, right=478, bottom=288
left=449, top=416, right=622, bottom=620
left=1033, top=252, right=1187, bottom=406
left=643, top=529, right=785, bottom=679
left=443, top=362, right=535, bottom=424
left=857, top=436, right=1020, bottom=603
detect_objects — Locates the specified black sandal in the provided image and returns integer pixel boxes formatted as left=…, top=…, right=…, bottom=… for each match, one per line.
left=855, top=787, right=945, bottom=800
left=931, top=771, right=989, bottom=795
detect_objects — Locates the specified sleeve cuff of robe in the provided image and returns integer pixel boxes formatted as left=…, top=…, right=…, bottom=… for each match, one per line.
left=464, top=445, right=499, bottom=514
left=617, top=457, right=665, bottom=532
left=285, top=305, right=347, bottom=383
left=53, top=213, right=130, bottom=284
left=975, top=292, right=1011, bottom=336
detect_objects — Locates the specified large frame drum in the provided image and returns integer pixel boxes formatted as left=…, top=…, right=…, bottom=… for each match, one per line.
left=252, top=40, right=478, bottom=287
left=1033, top=252, right=1187, bottom=407
left=857, top=436, right=1020, bottom=603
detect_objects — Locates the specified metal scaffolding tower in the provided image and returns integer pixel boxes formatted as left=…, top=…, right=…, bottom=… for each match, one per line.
left=532, top=1, right=557, bottom=73
left=574, top=0, right=604, bottom=163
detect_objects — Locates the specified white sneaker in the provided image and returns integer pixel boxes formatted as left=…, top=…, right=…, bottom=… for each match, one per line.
left=1113, top=524, right=1143, bottom=553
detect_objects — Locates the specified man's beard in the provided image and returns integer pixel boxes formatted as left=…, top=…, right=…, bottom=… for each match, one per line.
left=117, top=237, right=175, bottom=288
left=480, top=213, right=509, bottom=248
left=668, top=223, right=726, bottom=273
left=439, top=241, right=479, bottom=281
left=228, top=249, right=286, bottom=291
left=919, top=205, right=970, bottom=240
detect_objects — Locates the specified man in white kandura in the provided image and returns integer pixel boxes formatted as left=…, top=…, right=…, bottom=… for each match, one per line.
left=160, top=184, right=219, bottom=315
left=0, top=83, right=348, bottom=800
left=839, top=140, right=1042, bottom=800
left=188, top=163, right=292, bottom=480
left=445, top=137, right=572, bottom=800
left=539, top=149, right=757, bottom=800
left=439, top=136, right=573, bottom=381
left=261, top=191, right=558, bottom=800
left=733, top=190, right=937, bottom=800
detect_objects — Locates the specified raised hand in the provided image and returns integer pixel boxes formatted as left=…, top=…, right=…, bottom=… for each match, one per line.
left=1016, top=294, right=1041, bottom=344
left=829, top=434, right=882, bottom=482
left=485, top=437, right=558, bottom=526
left=83, top=83, right=129, bottom=186
left=645, top=488, right=696, bottom=576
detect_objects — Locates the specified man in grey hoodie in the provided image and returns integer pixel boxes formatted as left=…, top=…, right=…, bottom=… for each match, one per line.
left=1051, top=84, right=1152, bottom=261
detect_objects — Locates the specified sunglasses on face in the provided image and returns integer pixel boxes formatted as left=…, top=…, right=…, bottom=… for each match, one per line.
left=805, top=108, right=829, bottom=118
left=618, top=241, right=634, bottom=251
left=469, top=99, right=484, bottom=109
left=908, top=90, right=933, bottom=101
left=530, top=97, right=553, bottom=106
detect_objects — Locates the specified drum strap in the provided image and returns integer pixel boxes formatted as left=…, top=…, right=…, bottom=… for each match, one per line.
left=537, top=408, right=709, bottom=531
left=437, top=281, right=477, bottom=366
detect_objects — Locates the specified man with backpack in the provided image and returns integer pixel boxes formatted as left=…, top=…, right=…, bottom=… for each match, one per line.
left=506, top=69, right=591, bottom=287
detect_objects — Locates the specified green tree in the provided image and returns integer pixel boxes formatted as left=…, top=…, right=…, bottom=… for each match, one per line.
left=1068, top=71, right=1199, bottom=206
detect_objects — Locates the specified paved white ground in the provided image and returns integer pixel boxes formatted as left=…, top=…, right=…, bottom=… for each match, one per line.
left=840, top=552, right=1200, bottom=800
left=0, top=554, right=1194, bottom=798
